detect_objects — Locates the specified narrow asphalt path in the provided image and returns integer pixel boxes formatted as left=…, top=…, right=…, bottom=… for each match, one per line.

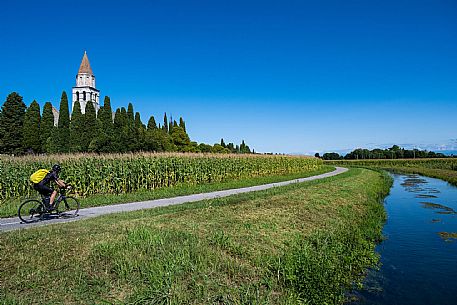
left=0, top=167, right=348, bottom=233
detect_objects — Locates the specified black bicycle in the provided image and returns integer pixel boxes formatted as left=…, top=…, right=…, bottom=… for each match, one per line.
left=18, top=186, right=80, bottom=223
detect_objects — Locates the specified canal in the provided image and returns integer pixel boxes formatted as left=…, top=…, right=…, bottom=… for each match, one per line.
left=355, top=173, right=457, bottom=305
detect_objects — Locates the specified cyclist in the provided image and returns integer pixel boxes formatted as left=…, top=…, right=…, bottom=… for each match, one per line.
left=33, top=164, right=68, bottom=211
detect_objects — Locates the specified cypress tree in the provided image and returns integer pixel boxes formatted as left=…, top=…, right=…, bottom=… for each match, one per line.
left=0, top=92, right=27, bottom=154
left=23, top=100, right=41, bottom=153
left=127, top=103, right=134, bottom=127
left=120, top=107, right=129, bottom=152
left=45, top=132, right=60, bottom=154
left=163, top=113, right=168, bottom=133
left=69, top=101, right=84, bottom=152
left=83, top=101, right=97, bottom=151
left=169, top=116, right=174, bottom=134
left=95, top=102, right=106, bottom=151
left=179, top=117, right=186, bottom=132
left=57, top=91, right=70, bottom=152
left=147, top=115, right=157, bottom=129
left=97, top=103, right=105, bottom=126
left=239, top=140, right=251, bottom=154
left=120, top=107, right=127, bottom=123
left=135, top=112, right=146, bottom=151
left=240, top=140, right=246, bottom=153
left=113, top=108, right=123, bottom=152
left=100, top=96, right=113, bottom=128
left=240, top=140, right=245, bottom=150
left=93, top=96, right=114, bottom=152
left=127, top=111, right=141, bottom=151
left=134, top=112, right=143, bottom=129
left=40, top=102, right=55, bottom=153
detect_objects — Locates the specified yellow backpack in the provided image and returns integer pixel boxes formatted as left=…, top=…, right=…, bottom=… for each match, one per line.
left=30, top=169, right=50, bottom=184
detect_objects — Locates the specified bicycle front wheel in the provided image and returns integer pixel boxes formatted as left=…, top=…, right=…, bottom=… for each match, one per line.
left=57, top=196, right=80, bottom=218
left=18, top=199, right=44, bottom=223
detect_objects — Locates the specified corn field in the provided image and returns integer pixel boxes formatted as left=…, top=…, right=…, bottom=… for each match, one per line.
left=325, top=158, right=457, bottom=171
left=0, top=153, right=322, bottom=202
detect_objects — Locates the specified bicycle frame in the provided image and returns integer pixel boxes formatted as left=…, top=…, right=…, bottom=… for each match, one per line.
left=40, top=187, right=70, bottom=211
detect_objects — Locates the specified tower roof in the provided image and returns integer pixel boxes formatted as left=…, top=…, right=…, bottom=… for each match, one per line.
left=78, top=51, right=93, bottom=75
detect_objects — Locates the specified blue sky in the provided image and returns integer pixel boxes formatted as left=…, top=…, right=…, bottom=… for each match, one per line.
left=0, top=0, right=456, bottom=154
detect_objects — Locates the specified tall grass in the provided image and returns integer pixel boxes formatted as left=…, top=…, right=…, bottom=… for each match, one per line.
left=274, top=171, right=390, bottom=303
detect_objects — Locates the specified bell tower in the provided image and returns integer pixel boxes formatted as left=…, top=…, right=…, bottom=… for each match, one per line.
left=72, top=51, right=100, bottom=114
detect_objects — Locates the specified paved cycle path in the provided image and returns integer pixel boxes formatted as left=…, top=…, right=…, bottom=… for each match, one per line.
left=0, top=167, right=348, bottom=233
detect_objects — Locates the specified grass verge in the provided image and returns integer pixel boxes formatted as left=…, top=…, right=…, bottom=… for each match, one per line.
left=0, top=166, right=334, bottom=218
left=0, top=168, right=392, bottom=304
left=335, top=165, right=456, bottom=186
left=325, top=159, right=457, bottom=186
left=379, top=167, right=457, bottom=186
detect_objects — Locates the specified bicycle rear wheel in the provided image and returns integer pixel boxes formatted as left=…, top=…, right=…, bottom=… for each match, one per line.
left=57, top=196, right=80, bottom=218
left=18, top=199, right=45, bottom=223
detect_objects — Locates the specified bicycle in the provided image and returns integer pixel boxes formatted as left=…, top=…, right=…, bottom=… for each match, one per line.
left=18, top=186, right=80, bottom=224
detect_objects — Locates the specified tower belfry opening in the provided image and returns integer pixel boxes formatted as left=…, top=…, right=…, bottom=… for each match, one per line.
left=72, top=51, right=100, bottom=114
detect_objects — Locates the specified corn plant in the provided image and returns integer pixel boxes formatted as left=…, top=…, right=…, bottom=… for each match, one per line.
left=0, top=153, right=322, bottom=201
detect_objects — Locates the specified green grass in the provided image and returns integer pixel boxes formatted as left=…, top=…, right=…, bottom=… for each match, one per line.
left=381, top=167, right=457, bottom=186
left=0, top=168, right=392, bottom=304
left=0, top=166, right=334, bottom=218
left=326, top=159, right=457, bottom=186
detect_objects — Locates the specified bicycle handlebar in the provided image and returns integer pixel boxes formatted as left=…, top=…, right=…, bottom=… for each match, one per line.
left=59, top=184, right=73, bottom=193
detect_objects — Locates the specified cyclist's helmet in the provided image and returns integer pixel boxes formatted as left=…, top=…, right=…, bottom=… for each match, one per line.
left=52, top=164, right=61, bottom=173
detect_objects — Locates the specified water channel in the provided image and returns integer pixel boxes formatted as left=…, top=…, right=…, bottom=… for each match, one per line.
left=354, top=173, right=457, bottom=305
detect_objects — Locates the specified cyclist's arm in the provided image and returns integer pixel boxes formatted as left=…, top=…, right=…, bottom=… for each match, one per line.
left=56, top=179, right=66, bottom=188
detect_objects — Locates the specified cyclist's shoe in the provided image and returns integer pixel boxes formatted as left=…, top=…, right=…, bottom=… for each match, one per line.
left=45, top=204, right=55, bottom=212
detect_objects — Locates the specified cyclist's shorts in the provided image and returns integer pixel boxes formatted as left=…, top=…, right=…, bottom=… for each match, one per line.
left=33, top=183, right=54, bottom=196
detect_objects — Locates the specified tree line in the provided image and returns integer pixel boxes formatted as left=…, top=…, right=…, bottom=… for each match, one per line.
left=0, top=92, right=254, bottom=155
left=317, top=145, right=448, bottom=160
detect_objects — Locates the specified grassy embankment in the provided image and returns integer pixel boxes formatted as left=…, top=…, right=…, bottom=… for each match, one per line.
left=326, top=158, right=457, bottom=186
left=0, top=168, right=392, bottom=304
left=0, top=153, right=328, bottom=218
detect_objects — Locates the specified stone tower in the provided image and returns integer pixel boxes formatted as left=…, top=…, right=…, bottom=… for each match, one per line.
left=72, top=51, right=100, bottom=114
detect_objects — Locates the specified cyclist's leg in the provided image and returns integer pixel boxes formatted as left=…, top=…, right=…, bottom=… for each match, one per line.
left=49, top=189, right=58, bottom=206
left=34, top=183, right=54, bottom=208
